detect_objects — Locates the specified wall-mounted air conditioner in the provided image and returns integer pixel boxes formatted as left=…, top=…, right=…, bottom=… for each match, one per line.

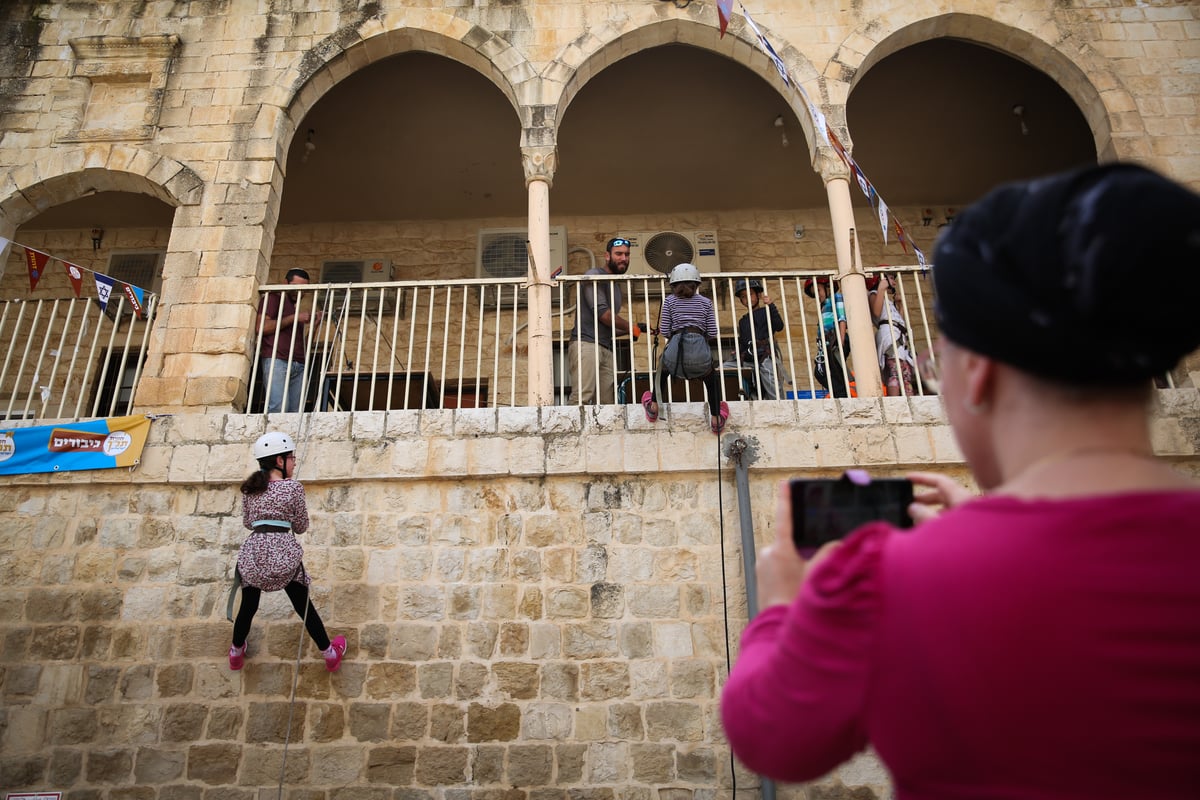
left=98, top=250, right=164, bottom=322
left=476, top=226, right=567, bottom=308
left=626, top=230, right=721, bottom=277
left=319, top=258, right=397, bottom=315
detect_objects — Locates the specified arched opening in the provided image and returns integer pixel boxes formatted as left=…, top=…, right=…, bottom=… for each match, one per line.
left=1, top=188, right=175, bottom=419
left=554, top=43, right=826, bottom=216
left=847, top=38, right=1097, bottom=208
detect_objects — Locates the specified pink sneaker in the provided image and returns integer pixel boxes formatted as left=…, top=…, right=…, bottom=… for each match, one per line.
left=324, top=635, right=346, bottom=672
left=229, top=644, right=246, bottom=671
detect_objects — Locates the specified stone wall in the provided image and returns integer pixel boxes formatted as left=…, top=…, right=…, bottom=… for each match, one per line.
left=2, top=392, right=1199, bottom=797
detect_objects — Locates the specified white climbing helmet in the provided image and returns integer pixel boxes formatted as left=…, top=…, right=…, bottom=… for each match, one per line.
left=253, top=431, right=295, bottom=460
left=669, top=263, right=702, bottom=285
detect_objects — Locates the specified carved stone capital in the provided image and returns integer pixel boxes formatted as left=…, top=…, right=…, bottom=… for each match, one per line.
left=815, top=146, right=852, bottom=183
left=521, top=146, right=558, bottom=187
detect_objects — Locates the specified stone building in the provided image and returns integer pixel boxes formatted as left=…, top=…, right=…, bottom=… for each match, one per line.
left=0, top=1, right=1198, bottom=798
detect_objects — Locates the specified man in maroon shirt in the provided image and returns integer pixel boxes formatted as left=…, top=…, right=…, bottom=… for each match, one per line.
left=258, top=268, right=321, bottom=413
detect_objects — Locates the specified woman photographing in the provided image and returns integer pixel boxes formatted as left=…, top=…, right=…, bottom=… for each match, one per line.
left=720, top=163, right=1200, bottom=798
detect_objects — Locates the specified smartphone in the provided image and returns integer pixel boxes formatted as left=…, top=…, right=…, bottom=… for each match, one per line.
left=790, top=472, right=913, bottom=555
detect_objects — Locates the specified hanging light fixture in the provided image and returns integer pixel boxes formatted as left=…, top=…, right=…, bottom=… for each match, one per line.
left=1012, top=104, right=1030, bottom=136
left=301, top=128, right=317, bottom=163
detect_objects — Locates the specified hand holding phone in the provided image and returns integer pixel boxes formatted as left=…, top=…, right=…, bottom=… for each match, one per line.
left=790, top=471, right=913, bottom=556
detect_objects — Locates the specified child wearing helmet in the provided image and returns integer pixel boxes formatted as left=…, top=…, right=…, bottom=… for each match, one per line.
left=641, top=263, right=730, bottom=434
left=804, top=276, right=854, bottom=398
left=228, top=431, right=346, bottom=672
left=734, top=279, right=791, bottom=400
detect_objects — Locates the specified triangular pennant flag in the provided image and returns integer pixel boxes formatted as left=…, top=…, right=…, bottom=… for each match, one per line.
left=0, top=236, right=10, bottom=262
left=914, top=245, right=928, bottom=270
left=23, top=246, right=49, bottom=293
left=122, top=282, right=146, bottom=319
left=742, top=9, right=792, bottom=88
left=894, top=220, right=909, bottom=254
left=94, top=272, right=115, bottom=312
left=827, top=128, right=850, bottom=165
left=853, top=163, right=871, bottom=198
left=716, top=0, right=734, bottom=37
left=63, top=261, right=85, bottom=298
left=878, top=199, right=890, bottom=244
left=809, top=104, right=830, bottom=147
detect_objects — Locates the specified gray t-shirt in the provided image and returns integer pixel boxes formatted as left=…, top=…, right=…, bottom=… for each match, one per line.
left=571, top=266, right=623, bottom=349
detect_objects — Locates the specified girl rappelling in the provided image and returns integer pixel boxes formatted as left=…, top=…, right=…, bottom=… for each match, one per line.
left=228, top=431, right=346, bottom=672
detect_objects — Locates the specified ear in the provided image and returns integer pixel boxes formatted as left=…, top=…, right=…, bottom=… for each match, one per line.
left=961, top=350, right=996, bottom=410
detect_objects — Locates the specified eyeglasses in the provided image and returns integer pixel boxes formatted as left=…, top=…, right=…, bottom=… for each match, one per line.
left=608, top=238, right=631, bottom=249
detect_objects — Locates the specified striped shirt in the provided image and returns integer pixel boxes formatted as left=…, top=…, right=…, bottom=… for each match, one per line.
left=659, top=293, right=718, bottom=339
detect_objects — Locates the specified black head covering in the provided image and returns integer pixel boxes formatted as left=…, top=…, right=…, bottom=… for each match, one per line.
left=933, top=163, right=1200, bottom=384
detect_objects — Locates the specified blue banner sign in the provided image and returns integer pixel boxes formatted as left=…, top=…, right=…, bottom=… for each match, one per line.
left=0, top=415, right=153, bottom=475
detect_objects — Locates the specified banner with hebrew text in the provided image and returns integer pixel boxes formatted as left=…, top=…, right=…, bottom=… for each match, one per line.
left=0, top=415, right=153, bottom=475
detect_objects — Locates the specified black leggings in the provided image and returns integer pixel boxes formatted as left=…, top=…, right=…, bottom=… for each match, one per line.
left=232, top=581, right=331, bottom=651
left=652, top=369, right=722, bottom=417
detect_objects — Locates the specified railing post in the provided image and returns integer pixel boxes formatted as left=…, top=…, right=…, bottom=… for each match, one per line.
left=522, top=143, right=558, bottom=406
left=821, top=149, right=882, bottom=397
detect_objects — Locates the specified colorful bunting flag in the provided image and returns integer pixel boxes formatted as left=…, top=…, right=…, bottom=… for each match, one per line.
left=877, top=199, right=889, bottom=244
left=741, top=9, right=791, bottom=88
left=23, top=246, right=49, bottom=293
left=122, top=282, right=146, bottom=319
left=826, top=127, right=850, bottom=166
left=808, top=104, right=830, bottom=147
left=894, top=221, right=909, bottom=254
left=63, top=261, right=84, bottom=298
left=716, top=0, right=734, bottom=37
left=914, top=245, right=928, bottom=270
left=94, top=272, right=115, bottom=312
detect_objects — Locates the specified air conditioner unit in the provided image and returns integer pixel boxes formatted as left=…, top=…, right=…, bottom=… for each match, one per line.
left=626, top=230, right=721, bottom=277
left=97, top=250, right=163, bottom=322
left=319, top=258, right=396, bottom=315
left=476, top=225, right=567, bottom=308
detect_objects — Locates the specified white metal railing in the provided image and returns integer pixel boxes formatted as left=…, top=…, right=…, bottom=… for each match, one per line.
left=0, top=293, right=158, bottom=422
left=249, top=279, right=533, bottom=413
left=247, top=268, right=945, bottom=414
left=552, top=268, right=943, bottom=405
left=2, top=266, right=1181, bottom=424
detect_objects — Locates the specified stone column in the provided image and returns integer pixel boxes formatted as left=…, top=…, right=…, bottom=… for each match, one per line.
left=135, top=184, right=274, bottom=413
left=522, top=144, right=558, bottom=407
left=818, top=148, right=881, bottom=398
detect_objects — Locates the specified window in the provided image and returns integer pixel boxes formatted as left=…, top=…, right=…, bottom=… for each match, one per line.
left=92, top=348, right=145, bottom=417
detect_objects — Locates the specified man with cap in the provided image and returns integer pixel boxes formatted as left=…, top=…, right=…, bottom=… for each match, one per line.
left=257, top=268, right=322, bottom=413
left=568, top=237, right=641, bottom=404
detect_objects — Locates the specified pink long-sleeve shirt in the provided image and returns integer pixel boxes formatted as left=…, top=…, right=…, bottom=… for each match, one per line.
left=721, top=491, right=1200, bottom=799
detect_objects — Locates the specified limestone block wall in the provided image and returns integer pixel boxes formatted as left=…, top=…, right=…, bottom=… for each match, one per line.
left=1, top=391, right=1199, bottom=798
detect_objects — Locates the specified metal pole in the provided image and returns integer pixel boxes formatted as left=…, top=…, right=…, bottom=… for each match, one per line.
left=725, top=436, right=777, bottom=800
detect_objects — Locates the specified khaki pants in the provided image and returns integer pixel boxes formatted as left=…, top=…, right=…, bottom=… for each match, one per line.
left=568, top=340, right=616, bottom=404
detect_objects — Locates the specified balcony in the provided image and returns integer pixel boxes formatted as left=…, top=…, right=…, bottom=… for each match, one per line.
left=4, top=265, right=1185, bottom=425
left=0, top=293, right=157, bottom=422
left=243, top=268, right=942, bottom=415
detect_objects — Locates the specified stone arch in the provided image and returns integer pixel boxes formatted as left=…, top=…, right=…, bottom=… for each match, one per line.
left=826, top=12, right=1141, bottom=162
left=0, top=144, right=202, bottom=233
left=540, top=9, right=826, bottom=161
left=255, top=9, right=530, bottom=173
